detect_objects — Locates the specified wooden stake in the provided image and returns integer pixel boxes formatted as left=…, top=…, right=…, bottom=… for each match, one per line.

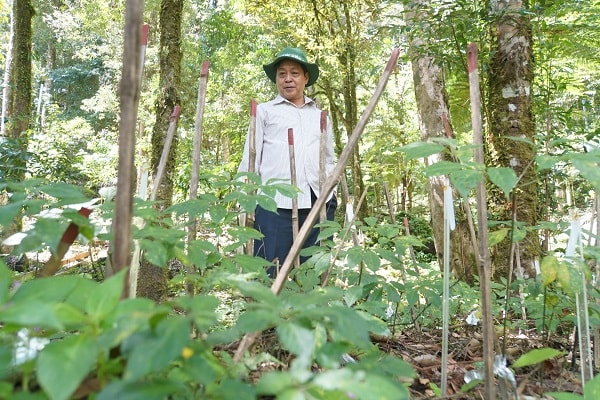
left=37, top=207, right=93, bottom=277
left=151, top=105, right=181, bottom=201
left=288, top=128, right=300, bottom=270
left=318, top=111, right=329, bottom=286
left=110, top=0, right=145, bottom=294
left=186, top=60, right=210, bottom=294
left=244, top=99, right=257, bottom=255
left=468, top=42, right=495, bottom=400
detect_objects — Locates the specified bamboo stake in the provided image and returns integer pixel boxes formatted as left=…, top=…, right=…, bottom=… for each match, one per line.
left=185, top=60, right=210, bottom=295
left=245, top=99, right=257, bottom=255
left=288, top=128, right=300, bottom=271
left=110, top=0, right=145, bottom=293
left=566, top=213, right=593, bottom=384
left=151, top=105, right=181, bottom=201
left=188, top=61, right=210, bottom=236
left=467, top=43, right=495, bottom=399
left=128, top=23, right=149, bottom=296
left=441, top=182, right=455, bottom=398
left=139, top=24, right=149, bottom=89
left=233, top=48, right=400, bottom=361
left=319, top=111, right=328, bottom=231
left=594, top=192, right=600, bottom=369
left=318, top=111, right=329, bottom=286
left=402, top=216, right=422, bottom=330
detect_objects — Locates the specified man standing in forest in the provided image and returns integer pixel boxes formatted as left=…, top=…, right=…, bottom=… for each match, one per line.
left=238, top=47, right=337, bottom=278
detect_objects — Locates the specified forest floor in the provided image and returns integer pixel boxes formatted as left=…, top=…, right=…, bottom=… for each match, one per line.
left=380, top=326, right=583, bottom=399
left=9, top=243, right=588, bottom=400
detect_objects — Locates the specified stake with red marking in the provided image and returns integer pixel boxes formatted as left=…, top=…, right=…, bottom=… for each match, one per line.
left=38, top=207, right=93, bottom=277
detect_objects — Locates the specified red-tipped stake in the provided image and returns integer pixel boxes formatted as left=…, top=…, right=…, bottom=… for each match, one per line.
left=139, top=24, right=149, bottom=88
left=38, top=207, right=93, bottom=277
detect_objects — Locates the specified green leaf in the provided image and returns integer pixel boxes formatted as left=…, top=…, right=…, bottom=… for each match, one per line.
left=139, top=239, right=168, bottom=267
left=235, top=309, right=279, bottom=333
left=512, top=348, right=564, bottom=368
left=234, top=254, right=273, bottom=271
left=0, top=202, right=22, bottom=228
left=98, top=379, right=183, bottom=400
left=543, top=393, right=582, bottom=400
left=0, top=300, right=64, bottom=330
left=177, top=295, right=219, bottom=331
left=570, top=152, right=600, bottom=190
left=208, top=204, right=228, bottom=223
left=449, top=168, right=483, bottom=198
left=540, top=255, right=560, bottom=286
left=37, top=334, right=98, bottom=400
left=488, top=228, right=508, bottom=247
left=487, top=167, right=518, bottom=199
left=424, top=160, right=462, bottom=177
left=277, top=322, right=315, bottom=361
left=85, top=269, right=126, bottom=321
left=363, top=249, right=381, bottom=271
left=0, top=262, right=12, bottom=303
left=313, top=369, right=410, bottom=400
left=583, top=372, right=600, bottom=399
left=536, top=154, right=561, bottom=171
left=346, top=246, right=364, bottom=268
left=398, top=141, right=445, bottom=160
left=256, top=371, right=296, bottom=395
left=124, top=316, right=190, bottom=381
left=38, top=183, right=89, bottom=204
left=556, top=262, right=581, bottom=296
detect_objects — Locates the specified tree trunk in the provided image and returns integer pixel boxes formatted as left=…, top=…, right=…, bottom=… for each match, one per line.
left=488, top=0, right=540, bottom=280
left=137, top=0, right=183, bottom=301
left=406, top=0, right=477, bottom=282
left=8, top=0, right=34, bottom=143
left=1, top=0, right=14, bottom=138
left=0, top=0, right=34, bottom=253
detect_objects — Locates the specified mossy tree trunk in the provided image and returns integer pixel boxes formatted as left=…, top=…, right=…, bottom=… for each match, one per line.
left=488, top=0, right=540, bottom=280
left=1, top=0, right=34, bottom=253
left=406, top=0, right=478, bottom=283
left=137, top=0, right=183, bottom=302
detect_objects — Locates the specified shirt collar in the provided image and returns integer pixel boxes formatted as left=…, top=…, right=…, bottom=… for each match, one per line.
left=273, top=94, right=315, bottom=107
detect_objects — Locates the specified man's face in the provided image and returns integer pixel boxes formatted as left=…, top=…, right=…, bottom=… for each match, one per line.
left=276, top=59, right=309, bottom=105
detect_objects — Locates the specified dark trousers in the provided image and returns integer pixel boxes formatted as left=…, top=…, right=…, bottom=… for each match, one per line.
left=253, top=191, right=337, bottom=278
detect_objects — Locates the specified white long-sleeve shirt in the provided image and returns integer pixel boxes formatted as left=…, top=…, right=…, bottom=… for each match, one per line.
left=238, top=94, right=336, bottom=209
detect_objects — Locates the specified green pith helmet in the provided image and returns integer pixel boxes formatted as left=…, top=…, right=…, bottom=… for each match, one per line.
left=262, top=47, right=320, bottom=87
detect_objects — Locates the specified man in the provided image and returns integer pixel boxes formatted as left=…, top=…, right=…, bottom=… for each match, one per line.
left=238, top=47, right=337, bottom=278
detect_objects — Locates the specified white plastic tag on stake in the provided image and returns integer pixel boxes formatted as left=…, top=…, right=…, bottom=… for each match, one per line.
left=565, top=210, right=581, bottom=258
left=443, top=181, right=456, bottom=231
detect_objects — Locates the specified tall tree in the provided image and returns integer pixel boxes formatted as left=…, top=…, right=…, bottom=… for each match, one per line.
left=7, top=0, right=34, bottom=146
left=405, top=0, right=478, bottom=282
left=488, top=0, right=540, bottom=279
left=137, top=0, right=183, bottom=301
